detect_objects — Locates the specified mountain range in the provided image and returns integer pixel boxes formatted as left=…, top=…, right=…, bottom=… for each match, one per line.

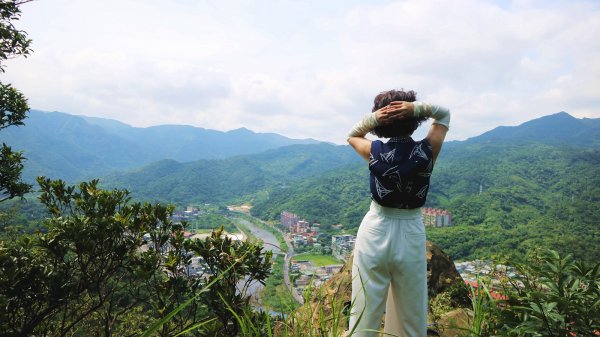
left=460, top=111, right=600, bottom=147
left=0, top=110, right=319, bottom=181
left=246, top=112, right=600, bottom=262
left=97, top=111, right=600, bottom=204
left=2, top=109, right=599, bottom=263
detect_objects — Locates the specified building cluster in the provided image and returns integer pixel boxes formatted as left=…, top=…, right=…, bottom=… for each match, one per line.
left=280, top=211, right=321, bottom=247
left=455, top=260, right=515, bottom=301
left=422, top=207, right=453, bottom=227
left=160, top=206, right=241, bottom=280
left=455, top=260, right=516, bottom=281
left=291, top=260, right=344, bottom=291
left=171, top=206, right=203, bottom=223
left=280, top=211, right=301, bottom=229
left=331, top=235, right=356, bottom=262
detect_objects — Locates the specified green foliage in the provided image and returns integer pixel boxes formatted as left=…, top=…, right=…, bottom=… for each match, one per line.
left=184, top=226, right=273, bottom=336
left=250, top=162, right=370, bottom=230
left=0, top=0, right=31, bottom=69
left=252, top=142, right=600, bottom=264
left=0, top=0, right=32, bottom=202
left=0, top=141, right=30, bottom=201
left=455, top=250, right=600, bottom=337
left=446, top=280, right=471, bottom=308
left=0, top=83, right=28, bottom=127
left=466, top=278, right=499, bottom=336
left=0, top=179, right=274, bottom=336
left=430, top=291, right=454, bottom=325
left=102, top=143, right=359, bottom=205
left=274, top=280, right=350, bottom=337
left=497, top=250, right=600, bottom=336
left=0, top=197, right=49, bottom=236
left=0, top=178, right=200, bottom=336
left=191, top=212, right=238, bottom=233
left=428, top=143, right=600, bottom=263
left=260, top=255, right=299, bottom=314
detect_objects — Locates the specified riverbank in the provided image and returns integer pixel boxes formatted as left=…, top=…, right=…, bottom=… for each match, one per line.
left=228, top=211, right=302, bottom=311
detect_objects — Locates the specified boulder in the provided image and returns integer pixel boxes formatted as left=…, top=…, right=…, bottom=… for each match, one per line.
left=426, top=241, right=464, bottom=296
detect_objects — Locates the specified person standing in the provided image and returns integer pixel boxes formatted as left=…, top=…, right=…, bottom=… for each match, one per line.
left=346, top=89, right=450, bottom=337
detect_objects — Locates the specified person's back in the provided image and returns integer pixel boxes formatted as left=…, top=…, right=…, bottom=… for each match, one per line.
left=369, top=137, right=433, bottom=209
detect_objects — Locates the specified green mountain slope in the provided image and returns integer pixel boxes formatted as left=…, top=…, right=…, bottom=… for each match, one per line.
left=10, top=110, right=597, bottom=263
left=249, top=162, right=371, bottom=228
left=0, top=110, right=321, bottom=182
left=465, top=111, right=600, bottom=147
left=0, top=110, right=152, bottom=181
left=103, top=143, right=361, bottom=204
left=84, top=115, right=321, bottom=161
left=249, top=113, right=600, bottom=263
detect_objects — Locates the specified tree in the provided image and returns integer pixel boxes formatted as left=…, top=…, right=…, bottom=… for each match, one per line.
left=185, top=226, right=273, bottom=336
left=0, top=178, right=187, bottom=336
left=0, top=0, right=33, bottom=202
left=497, top=250, right=600, bottom=336
left=0, top=178, right=275, bottom=336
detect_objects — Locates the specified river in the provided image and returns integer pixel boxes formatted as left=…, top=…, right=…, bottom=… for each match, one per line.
left=230, top=216, right=283, bottom=301
left=229, top=216, right=303, bottom=304
left=232, top=217, right=283, bottom=255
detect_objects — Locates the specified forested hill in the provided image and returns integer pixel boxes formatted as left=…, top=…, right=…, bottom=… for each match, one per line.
left=249, top=112, right=600, bottom=263
left=460, top=111, right=600, bottom=147
left=0, top=110, right=319, bottom=181
left=102, top=142, right=361, bottom=204
left=7, top=110, right=598, bottom=262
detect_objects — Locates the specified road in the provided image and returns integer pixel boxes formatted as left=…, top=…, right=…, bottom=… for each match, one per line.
left=276, top=226, right=305, bottom=304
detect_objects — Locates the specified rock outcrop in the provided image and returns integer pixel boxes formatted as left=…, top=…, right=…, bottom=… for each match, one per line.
left=425, top=241, right=464, bottom=296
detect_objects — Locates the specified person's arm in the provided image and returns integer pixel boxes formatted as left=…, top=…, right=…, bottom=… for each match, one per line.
left=346, top=101, right=450, bottom=161
left=346, top=103, right=413, bottom=160
left=347, top=113, right=376, bottom=161
left=413, top=102, right=450, bottom=163
left=426, top=124, right=448, bottom=164
left=382, top=101, right=450, bottom=163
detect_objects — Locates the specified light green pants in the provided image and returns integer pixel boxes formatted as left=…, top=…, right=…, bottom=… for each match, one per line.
left=349, top=201, right=427, bottom=337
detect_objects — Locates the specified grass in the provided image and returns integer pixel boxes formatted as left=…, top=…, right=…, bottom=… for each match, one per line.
left=293, top=253, right=342, bottom=267
left=259, top=256, right=299, bottom=313
left=190, top=228, right=214, bottom=234
left=140, top=255, right=357, bottom=337
left=189, top=213, right=238, bottom=233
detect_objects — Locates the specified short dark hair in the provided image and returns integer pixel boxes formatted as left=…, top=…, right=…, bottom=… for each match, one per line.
left=371, top=89, right=428, bottom=138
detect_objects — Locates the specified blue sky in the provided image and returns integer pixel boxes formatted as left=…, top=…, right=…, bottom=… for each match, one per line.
left=4, top=0, right=600, bottom=143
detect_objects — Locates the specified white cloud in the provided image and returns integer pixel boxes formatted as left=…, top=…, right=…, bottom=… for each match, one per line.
left=2, top=0, right=599, bottom=144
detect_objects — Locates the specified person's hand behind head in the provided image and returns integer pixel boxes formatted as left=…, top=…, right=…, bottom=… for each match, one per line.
left=374, top=101, right=415, bottom=125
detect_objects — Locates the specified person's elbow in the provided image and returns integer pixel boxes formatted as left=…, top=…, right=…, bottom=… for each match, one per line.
left=348, top=137, right=371, bottom=161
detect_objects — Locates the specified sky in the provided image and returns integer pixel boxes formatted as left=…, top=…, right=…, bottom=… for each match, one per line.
left=3, top=0, right=600, bottom=144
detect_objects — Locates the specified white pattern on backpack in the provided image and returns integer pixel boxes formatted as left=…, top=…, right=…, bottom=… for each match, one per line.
left=382, top=165, right=402, bottom=183
left=380, top=148, right=396, bottom=163
left=369, top=153, right=378, bottom=167
left=416, top=185, right=429, bottom=198
left=375, top=177, right=393, bottom=199
left=409, top=143, right=428, bottom=160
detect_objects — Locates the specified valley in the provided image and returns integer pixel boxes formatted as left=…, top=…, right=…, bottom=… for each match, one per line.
left=2, top=109, right=599, bottom=336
